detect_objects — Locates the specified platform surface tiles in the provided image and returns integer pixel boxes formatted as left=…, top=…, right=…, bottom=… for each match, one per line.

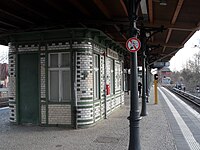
left=0, top=87, right=200, bottom=150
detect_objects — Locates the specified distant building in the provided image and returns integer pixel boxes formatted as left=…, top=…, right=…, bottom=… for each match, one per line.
left=158, top=67, right=172, bottom=85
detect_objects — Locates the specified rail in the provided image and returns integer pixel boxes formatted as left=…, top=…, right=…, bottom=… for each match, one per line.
left=172, top=88, right=200, bottom=107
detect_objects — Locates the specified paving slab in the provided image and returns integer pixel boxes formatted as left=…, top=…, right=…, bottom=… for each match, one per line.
left=0, top=89, right=176, bottom=150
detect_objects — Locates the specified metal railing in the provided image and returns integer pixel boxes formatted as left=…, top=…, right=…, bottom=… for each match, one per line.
left=0, top=88, right=9, bottom=107
left=0, top=88, right=8, bottom=97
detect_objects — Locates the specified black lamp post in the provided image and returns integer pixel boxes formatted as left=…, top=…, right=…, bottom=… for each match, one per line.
left=140, top=28, right=148, bottom=116
left=128, top=0, right=141, bottom=149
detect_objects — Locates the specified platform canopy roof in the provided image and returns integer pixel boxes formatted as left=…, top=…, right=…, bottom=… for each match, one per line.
left=0, top=0, right=199, bottom=68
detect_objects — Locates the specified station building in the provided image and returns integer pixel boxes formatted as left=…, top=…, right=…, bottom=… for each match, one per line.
left=8, top=28, right=125, bottom=128
left=159, top=67, right=172, bottom=85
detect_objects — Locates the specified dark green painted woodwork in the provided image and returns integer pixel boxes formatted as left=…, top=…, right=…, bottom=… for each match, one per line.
left=77, top=106, right=93, bottom=109
left=80, top=97, right=93, bottom=100
left=18, top=53, right=39, bottom=124
left=45, top=46, right=49, bottom=125
left=77, top=119, right=93, bottom=123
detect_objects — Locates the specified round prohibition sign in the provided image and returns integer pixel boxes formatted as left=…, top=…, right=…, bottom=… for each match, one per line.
left=126, top=37, right=141, bottom=52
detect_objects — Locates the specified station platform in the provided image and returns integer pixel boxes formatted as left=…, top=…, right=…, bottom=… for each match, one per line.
left=0, top=86, right=200, bottom=150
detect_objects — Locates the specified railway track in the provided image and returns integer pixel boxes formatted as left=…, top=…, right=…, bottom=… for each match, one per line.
left=172, top=88, right=200, bottom=107
left=167, top=87, right=200, bottom=113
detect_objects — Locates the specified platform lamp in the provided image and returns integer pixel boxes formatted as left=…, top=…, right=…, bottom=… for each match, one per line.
left=160, top=0, right=167, bottom=6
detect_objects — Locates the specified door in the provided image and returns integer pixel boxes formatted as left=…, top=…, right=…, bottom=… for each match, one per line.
left=18, top=53, right=39, bottom=124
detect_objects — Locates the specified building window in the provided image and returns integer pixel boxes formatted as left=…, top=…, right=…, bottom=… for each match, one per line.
left=48, top=53, right=71, bottom=102
left=94, top=54, right=99, bottom=100
left=115, top=63, right=120, bottom=91
left=121, top=63, right=124, bottom=91
left=110, top=59, right=114, bottom=95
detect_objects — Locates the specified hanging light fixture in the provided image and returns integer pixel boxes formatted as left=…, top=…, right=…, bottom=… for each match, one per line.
left=160, top=0, right=167, bottom=6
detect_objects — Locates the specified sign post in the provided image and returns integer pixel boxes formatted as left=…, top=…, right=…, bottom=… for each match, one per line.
left=154, top=74, right=158, bottom=104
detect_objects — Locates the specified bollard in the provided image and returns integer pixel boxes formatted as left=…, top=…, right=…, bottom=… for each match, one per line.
left=154, top=80, right=158, bottom=104
left=154, top=74, right=158, bottom=104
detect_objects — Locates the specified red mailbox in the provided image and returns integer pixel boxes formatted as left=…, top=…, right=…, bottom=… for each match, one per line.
left=106, top=84, right=110, bottom=95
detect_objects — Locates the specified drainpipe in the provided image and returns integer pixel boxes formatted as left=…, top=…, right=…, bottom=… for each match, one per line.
left=73, top=44, right=78, bottom=129
left=104, top=52, right=107, bottom=119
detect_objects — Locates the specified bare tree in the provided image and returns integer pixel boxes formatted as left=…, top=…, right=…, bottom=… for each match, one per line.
left=172, top=51, right=200, bottom=92
left=0, top=49, right=8, bottom=81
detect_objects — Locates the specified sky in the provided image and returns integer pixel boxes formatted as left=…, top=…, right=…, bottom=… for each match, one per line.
left=169, top=30, right=200, bottom=72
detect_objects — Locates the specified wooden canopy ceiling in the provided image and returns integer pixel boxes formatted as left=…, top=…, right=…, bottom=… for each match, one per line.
left=0, top=0, right=200, bottom=68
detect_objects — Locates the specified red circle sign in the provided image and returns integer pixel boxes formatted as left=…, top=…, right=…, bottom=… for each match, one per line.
left=126, top=37, right=141, bottom=52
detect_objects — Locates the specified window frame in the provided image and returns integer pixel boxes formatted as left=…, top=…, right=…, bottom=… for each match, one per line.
left=115, top=62, right=121, bottom=91
left=93, top=54, right=100, bottom=100
left=110, top=59, right=114, bottom=95
left=48, top=52, right=71, bottom=102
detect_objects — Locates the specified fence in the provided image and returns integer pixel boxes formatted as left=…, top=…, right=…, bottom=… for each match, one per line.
left=0, top=88, right=8, bottom=107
